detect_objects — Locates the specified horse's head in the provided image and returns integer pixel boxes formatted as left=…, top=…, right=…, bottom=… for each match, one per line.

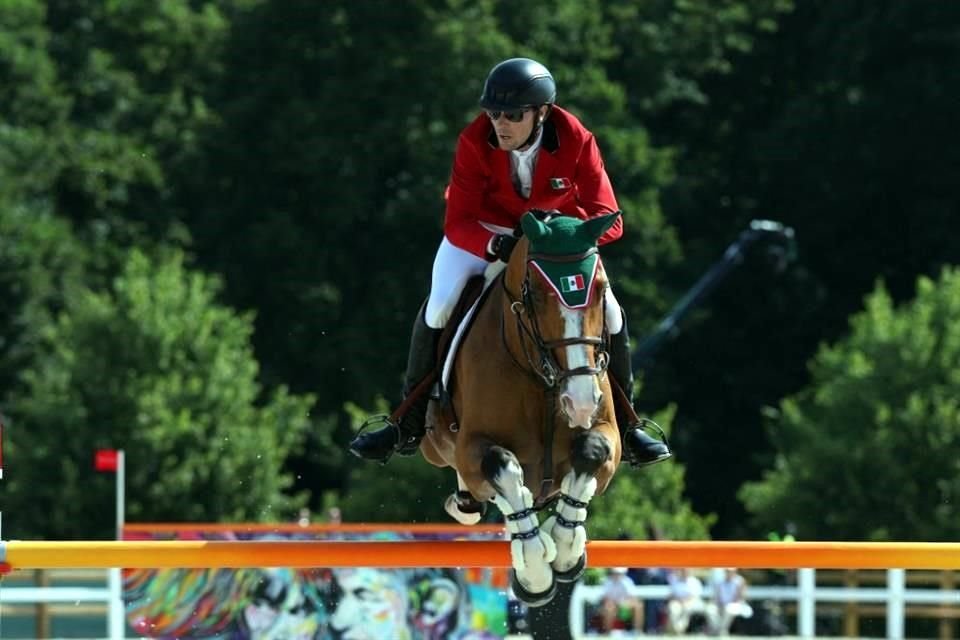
left=503, top=211, right=620, bottom=429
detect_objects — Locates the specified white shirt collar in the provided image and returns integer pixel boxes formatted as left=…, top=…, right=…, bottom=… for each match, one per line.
left=509, top=127, right=543, bottom=198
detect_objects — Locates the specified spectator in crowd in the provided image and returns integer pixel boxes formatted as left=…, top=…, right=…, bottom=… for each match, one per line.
left=631, top=565, right=669, bottom=634
left=666, top=567, right=706, bottom=635
left=707, top=567, right=754, bottom=636
left=625, top=524, right=669, bottom=633
left=598, top=567, right=644, bottom=633
left=296, top=507, right=312, bottom=527
left=325, top=506, right=342, bottom=525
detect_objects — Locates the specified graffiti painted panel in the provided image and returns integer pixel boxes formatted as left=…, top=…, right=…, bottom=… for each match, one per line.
left=122, top=527, right=509, bottom=639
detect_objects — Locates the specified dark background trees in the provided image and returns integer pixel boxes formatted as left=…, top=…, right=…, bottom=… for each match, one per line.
left=1, top=0, right=957, bottom=541
left=633, top=0, right=960, bottom=536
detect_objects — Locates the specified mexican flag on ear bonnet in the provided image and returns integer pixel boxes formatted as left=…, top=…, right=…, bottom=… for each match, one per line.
left=522, top=211, right=620, bottom=309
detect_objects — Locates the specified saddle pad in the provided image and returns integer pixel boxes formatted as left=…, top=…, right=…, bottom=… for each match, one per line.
left=441, top=261, right=506, bottom=389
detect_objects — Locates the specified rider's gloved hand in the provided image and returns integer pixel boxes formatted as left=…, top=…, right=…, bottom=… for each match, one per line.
left=489, top=233, right=519, bottom=262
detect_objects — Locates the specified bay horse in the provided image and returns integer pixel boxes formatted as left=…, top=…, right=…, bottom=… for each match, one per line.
left=420, top=211, right=623, bottom=606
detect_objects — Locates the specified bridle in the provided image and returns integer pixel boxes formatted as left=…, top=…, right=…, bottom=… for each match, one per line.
left=500, top=247, right=610, bottom=389
left=500, top=245, right=612, bottom=505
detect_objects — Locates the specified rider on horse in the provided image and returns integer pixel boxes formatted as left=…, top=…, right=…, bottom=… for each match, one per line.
left=349, top=57, right=671, bottom=468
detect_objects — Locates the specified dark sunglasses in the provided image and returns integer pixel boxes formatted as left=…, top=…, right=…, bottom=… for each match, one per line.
left=485, top=108, right=531, bottom=123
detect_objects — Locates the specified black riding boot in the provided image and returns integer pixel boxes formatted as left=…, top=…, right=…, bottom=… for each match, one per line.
left=349, top=302, right=440, bottom=463
left=608, top=307, right=672, bottom=468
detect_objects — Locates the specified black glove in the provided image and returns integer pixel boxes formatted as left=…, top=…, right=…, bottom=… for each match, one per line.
left=490, top=233, right=519, bottom=262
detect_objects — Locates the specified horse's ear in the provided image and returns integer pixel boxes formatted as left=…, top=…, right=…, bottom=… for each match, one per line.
left=580, top=211, right=621, bottom=243
left=521, top=211, right=551, bottom=240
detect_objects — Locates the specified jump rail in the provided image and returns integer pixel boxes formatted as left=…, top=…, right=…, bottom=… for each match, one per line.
left=3, top=540, right=960, bottom=570
left=122, top=522, right=507, bottom=534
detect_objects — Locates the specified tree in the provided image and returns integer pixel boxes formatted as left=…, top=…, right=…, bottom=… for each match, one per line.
left=0, top=201, right=88, bottom=396
left=588, top=407, right=714, bottom=541
left=0, top=0, right=70, bottom=199
left=625, top=0, right=960, bottom=537
left=1, top=249, right=315, bottom=539
left=740, top=269, right=960, bottom=541
left=341, top=454, right=456, bottom=524
left=1, top=0, right=235, bottom=243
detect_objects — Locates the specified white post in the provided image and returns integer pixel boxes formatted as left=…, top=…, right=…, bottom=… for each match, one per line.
left=798, top=568, right=816, bottom=638
left=107, top=450, right=125, bottom=640
left=886, top=568, right=906, bottom=640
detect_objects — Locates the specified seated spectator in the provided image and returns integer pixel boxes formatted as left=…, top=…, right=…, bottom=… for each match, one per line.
left=631, top=565, right=669, bottom=634
left=666, top=567, right=706, bottom=634
left=626, top=524, right=669, bottom=634
left=707, top=567, right=754, bottom=636
left=598, top=567, right=644, bottom=633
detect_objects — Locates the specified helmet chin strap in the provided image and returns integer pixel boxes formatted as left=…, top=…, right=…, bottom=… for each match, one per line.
left=520, top=105, right=551, bottom=149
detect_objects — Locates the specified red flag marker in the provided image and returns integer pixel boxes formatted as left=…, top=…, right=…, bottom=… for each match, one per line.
left=95, top=449, right=119, bottom=473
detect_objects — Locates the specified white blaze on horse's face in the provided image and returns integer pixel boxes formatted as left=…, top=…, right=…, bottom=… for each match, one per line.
left=558, top=306, right=602, bottom=428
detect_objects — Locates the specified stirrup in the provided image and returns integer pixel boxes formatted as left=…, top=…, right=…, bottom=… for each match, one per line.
left=357, top=413, right=397, bottom=435
left=357, top=413, right=423, bottom=456
left=623, top=417, right=672, bottom=468
left=352, top=414, right=403, bottom=461
left=632, top=417, right=670, bottom=448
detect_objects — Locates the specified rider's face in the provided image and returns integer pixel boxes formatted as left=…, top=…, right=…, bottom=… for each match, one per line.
left=489, top=106, right=546, bottom=151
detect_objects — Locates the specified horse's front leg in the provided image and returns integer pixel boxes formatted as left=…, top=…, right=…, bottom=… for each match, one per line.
left=541, top=428, right=614, bottom=582
left=482, top=445, right=558, bottom=607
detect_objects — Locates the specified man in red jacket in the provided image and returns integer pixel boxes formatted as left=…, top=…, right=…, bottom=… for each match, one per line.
left=350, top=58, right=671, bottom=468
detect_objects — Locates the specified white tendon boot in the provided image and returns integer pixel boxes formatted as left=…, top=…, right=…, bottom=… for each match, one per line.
left=493, top=487, right=557, bottom=606
left=541, top=471, right=596, bottom=581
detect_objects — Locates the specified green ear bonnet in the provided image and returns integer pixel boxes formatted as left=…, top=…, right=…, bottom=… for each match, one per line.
left=521, top=211, right=619, bottom=309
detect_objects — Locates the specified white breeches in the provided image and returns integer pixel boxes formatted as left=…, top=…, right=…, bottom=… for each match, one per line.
left=425, top=237, right=491, bottom=329
left=424, top=236, right=624, bottom=335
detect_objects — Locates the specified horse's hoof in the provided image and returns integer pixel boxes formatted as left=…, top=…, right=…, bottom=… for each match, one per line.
left=510, top=571, right=557, bottom=608
left=553, top=552, right=586, bottom=583
left=444, top=493, right=483, bottom=525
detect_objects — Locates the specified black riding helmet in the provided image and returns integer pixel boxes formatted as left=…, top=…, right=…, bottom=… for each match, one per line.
left=479, top=58, right=556, bottom=111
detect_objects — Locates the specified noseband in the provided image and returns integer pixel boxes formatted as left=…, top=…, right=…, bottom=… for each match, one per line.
left=501, top=248, right=610, bottom=389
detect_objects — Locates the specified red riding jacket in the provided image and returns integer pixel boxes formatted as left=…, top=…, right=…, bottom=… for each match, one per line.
left=444, top=106, right=622, bottom=259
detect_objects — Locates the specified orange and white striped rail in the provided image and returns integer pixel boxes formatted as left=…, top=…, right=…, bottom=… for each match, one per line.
left=3, top=540, right=960, bottom=571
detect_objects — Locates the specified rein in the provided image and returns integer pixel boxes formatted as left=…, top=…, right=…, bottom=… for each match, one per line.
left=499, top=248, right=610, bottom=503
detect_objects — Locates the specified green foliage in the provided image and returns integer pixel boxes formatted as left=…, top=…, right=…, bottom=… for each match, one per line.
left=589, top=407, right=714, bottom=541
left=5, top=0, right=956, bottom=543
left=0, top=0, right=70, bottom=197
left=0, top=0, right=715, bottom=530
left=338, top=400, right=453, bottom=522
left=604, top=0, right=793, bottom=112
left=741, top=269, right=960, bottom=541
left=342, top=454, right=456, bottom=523
left=0, top=201, right=88, bottom=394
left=19, top=0, right=232, bottom=238
left=2, top=249, right=314, bottom=538
left=623, top=0, right=960, bottom=538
